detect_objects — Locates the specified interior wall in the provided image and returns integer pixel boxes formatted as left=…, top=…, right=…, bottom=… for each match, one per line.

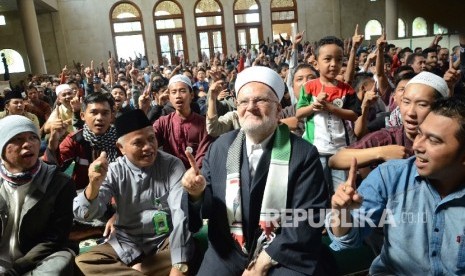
left=0, top=0, right=459, bottom=84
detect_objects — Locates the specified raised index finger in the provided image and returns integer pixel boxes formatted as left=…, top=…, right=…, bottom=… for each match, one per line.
left=450, top=55, right=453, bottom=70
left=354, top=24, right=359, bottom=36
left=348, top=157, right=358, bottom=189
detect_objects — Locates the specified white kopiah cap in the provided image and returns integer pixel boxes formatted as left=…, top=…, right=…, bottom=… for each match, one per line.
left=55, top=84, right=72, bottom=97
left=406, top=71, right=449, bottom=98
left=168, top=74, right=192, bottom=89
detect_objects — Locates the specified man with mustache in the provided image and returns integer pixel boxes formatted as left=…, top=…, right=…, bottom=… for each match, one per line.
left=74, top=109, right=193, bottom=275
left=327, top=96, right=465, bottom=275
left=43, top=93, right=119, bottom=190
left=182, top=66, right=329, bottom=275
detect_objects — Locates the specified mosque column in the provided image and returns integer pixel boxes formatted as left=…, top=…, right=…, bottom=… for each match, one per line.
left=385, top=0, right=398, bottom=40
left=18, top=0, right=47, bottom=74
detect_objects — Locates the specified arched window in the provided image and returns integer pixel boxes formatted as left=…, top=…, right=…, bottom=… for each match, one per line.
left=154, top=0, right=188, bottom=65
left=271, top=0, right=297, bottom=42
left=234, top=0, right=263, bottom=52
left=433, top=23, right=448, bottom=35
left=364, top=19, right=382, bottom=40
left=110, top=2, right=146, bottom=63
left=194, top=0, right=225, bottom=62
left=412, top=17, right=427, bottom=36
left=0, top=49, right=26, bottom=74
left=398, top=18, right=406, bottom=38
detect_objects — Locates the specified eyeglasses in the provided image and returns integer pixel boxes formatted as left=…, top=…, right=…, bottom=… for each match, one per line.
left=236, top=97, right=278, bottom=108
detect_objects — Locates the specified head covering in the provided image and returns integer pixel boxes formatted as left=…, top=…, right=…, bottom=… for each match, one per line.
left=114, top=109, right=151, bottom=138
left=406, top=71, right=448, bottom=98
left=168, top=74, right=192, bottom=89
left=0, top=115, right=39, bottom=156
left=234, top=66, right=285, bottom=101
left=56, top=84, right=71, bottom=97
left=4, top=90, right=24, bottom=103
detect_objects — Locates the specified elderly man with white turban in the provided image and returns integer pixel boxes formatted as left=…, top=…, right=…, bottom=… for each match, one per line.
left=182, top=66, right=329, bottom=275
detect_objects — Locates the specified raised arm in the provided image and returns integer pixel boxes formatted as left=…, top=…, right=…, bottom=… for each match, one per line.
left=328, top=145, right=408, bottom=170
left=345, top=24, right=364, bottom=84
left=375, top=31, right=390, bottom=97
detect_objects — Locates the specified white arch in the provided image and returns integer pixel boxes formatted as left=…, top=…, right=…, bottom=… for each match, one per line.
left=364, top=19, right=382, bottom=40
left=412, top=17, right=427, bottom=36
left=398, top=18, right=406, bottom=38
left=0, top=49, right=26, bottom=74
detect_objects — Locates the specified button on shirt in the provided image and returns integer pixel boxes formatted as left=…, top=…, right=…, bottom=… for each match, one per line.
left=73, top=152, right=192, bottom=265
left=326, top=157, right=465, bottom=275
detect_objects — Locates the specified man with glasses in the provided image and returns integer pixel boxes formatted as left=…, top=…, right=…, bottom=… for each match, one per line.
left=182, top=66, right=329, bottom=275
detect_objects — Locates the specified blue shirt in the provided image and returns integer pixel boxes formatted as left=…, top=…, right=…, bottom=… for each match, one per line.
left=193, top=80, right=209, bottom=92
left=326, top=157, right=465, bottom=275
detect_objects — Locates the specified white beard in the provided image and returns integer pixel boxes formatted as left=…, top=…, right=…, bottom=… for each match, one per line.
left=239, top=111, right=278, bottom=140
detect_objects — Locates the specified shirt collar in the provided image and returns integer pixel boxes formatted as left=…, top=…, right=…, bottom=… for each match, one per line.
left=122, top=155, right=155, bottom=175
left=173, top=110, right=193, bottom=122
left=245, top=131, right=274, bottom=158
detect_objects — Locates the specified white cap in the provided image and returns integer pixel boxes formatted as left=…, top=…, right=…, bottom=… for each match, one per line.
left=234, top=66, right=285, bottom=101
left=406, top=71, right=449, bottom=98
left=55, top=84, right=72, bottom=97
left=168, top=74, right=192, bottom=89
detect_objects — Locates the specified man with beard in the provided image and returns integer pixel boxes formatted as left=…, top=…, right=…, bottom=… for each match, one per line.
left=422, top=47, right=442, bottom=76
left=182, top=66, right=329, bottom=275
left=43, top=93, right=120, bottom=190
left=43, top=84, right=76, bottom=135
left=152, top=74, right=211, bottom=169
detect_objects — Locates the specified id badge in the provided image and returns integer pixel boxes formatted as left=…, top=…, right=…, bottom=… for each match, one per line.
left=153, top=211, right=169, bottom=235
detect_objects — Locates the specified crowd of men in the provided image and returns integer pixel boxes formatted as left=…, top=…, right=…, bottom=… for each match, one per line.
left=0, top=28, right=464, bottom=275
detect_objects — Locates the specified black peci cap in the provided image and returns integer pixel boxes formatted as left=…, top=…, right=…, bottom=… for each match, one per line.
left=114, top=109, right=151, bottom=138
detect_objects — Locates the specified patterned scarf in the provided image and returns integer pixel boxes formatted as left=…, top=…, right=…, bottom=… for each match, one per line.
left=82, top=124, right=118, bottom=163
left=0, top=159, right=41, bottom=187
left=225, top=124, right=291, bottom=256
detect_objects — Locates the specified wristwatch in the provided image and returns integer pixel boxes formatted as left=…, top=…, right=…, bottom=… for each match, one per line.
left=172, top=263, right=189, bottom=273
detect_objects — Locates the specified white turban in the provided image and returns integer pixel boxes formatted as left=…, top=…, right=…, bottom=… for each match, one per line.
left=234, top=66, right=285, bottom=101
